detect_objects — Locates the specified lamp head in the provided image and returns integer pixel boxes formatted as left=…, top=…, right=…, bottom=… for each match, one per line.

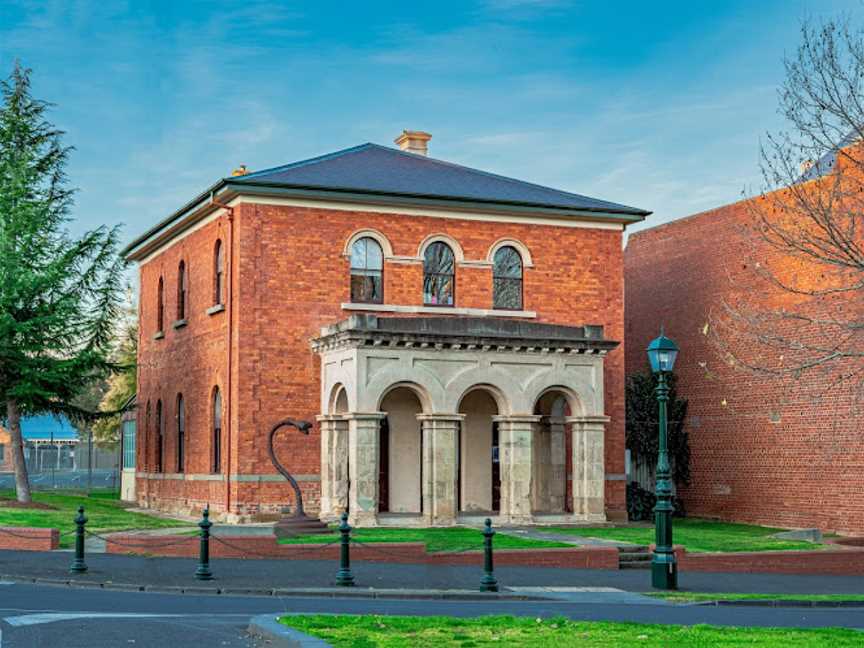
left=646, top=331, right=679, bottom=374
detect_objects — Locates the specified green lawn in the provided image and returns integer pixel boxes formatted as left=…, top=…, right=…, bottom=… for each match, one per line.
left=277, top=526, right=571, bottom=553
left=0, top=490, right=186, bottom=548
left=280, top=614, right=864, bottom=647
left=545, top=519, right=821, bottom=553
left=647, top=592, right=864, bottom=604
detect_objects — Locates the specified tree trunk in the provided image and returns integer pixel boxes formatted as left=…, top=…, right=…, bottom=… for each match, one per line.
left=7, top=399, right=32, bottom=503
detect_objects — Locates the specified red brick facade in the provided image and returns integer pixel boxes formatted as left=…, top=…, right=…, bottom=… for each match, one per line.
left=625, top=193, right=862, bottom=533
left=0, top=527, right=59, bottom=551
left=135, top=200, right=630, bottom=521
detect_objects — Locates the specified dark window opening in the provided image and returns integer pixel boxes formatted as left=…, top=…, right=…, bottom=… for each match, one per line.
left=156, top=277, right=164, bottom=332
left=493, top=246, right=523, bottom=310
left=491, top=421, right=501, bottom=512
left=350, top=237, right=384, bottom=303
left=176, top=394, right=185, bottom=473
left=212, top=387, right=222, bottom=473
left=155, top=400, right=163, bottom=473
left=177, top=261, right=187, bottom=321
left=423, top=241, right=455, bottom=306
left=214, top=240, right=224, bottom=306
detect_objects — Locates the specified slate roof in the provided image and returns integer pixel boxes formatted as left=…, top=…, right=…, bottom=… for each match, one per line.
left=231, top=143, right=649, bottom=216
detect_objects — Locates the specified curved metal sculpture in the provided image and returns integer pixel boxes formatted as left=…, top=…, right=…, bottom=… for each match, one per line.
left=268, top=418, right=328, bottom=537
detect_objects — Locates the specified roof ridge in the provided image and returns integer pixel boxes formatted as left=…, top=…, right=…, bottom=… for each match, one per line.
left=233, top=142, right=377, bottom=180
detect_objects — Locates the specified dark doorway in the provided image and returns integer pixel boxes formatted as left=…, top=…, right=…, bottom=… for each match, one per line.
left=378, top=417, right=389, bottom=513
left=491, top=421, right=500, bottom=512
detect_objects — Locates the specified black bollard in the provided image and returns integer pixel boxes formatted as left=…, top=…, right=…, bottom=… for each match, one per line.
left=69, top=505, right=88, bottom=574
left=195, top=506, right=213, bottom=581
left=480, top=517, right=498, bottom=592
left=335, top=512, right=355, bottom=587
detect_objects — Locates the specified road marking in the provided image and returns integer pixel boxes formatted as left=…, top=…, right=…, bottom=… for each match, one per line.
left=3, top=613, right=181, bottom=627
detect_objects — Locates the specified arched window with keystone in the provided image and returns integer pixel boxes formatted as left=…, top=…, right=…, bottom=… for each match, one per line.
left=493, top=245, right=523, bottom=310
left=350, top=236, right=384, bottom=303
left=423, top=241, right=455, bottom=306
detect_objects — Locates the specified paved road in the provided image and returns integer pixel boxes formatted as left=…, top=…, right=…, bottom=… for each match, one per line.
left=3, top=549, right=864, bottom=594
left=0, top=581, right=863, bottom=647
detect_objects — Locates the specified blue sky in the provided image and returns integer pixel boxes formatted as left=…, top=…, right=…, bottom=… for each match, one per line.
left=0, top=0, right=860, bottom=244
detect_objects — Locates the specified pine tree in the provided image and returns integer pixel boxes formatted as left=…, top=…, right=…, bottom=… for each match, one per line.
left=0, top=62, right=123, bottom=502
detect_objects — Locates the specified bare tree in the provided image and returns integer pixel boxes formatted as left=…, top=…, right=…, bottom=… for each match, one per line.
left=713, top=18, right=864, bottom=401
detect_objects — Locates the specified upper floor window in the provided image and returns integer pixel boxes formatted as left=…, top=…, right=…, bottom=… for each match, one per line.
left=493, top=245, right=523, bottom=310
left=423, top=241, right=455, bottom=306
left=350, top=237, right=383, bottom=303
left=156, top=277, right=164, bottom=333
left=176, top=393, right=185, bottom=473
left=177, top=261, right=187, bottom=321
left=212, top=387, right=222, bottom=474
left=213, top=240, right=224, bottom=306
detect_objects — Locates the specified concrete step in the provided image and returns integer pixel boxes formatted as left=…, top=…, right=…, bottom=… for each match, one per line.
left=618, top=552, right=651, bottom=561
left=619, top=561, right=651, bottom=570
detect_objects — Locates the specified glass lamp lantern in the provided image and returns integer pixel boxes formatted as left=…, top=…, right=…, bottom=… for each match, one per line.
left=646, top=333, right=679, bottom=374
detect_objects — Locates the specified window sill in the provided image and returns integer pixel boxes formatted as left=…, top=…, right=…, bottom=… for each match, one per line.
left=206, top=304, right=225, bottom=316
left=153, top=331, right=165, bottom=340
left=172, top=319, right=188, bottom=330
left=341, top=302, right=537, bottom=318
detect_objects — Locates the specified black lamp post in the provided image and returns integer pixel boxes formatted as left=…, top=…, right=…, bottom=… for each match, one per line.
left=646, top=330, right=679, bottom=590
left=269, top=418, right=328, bottom=538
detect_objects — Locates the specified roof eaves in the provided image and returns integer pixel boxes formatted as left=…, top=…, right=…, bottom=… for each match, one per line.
left=223, top=178, right=651, bottom=220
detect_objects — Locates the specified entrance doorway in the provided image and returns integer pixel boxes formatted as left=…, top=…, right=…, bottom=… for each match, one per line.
left=379, top=387, right=423, bottom=514
left=457, top=389, right=500, bottom=514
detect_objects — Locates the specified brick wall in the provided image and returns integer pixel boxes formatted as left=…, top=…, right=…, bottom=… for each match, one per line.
left=136, top=201, right=628, bottom=520
left=0, top=527, right=59, bottom=551
left=625, top=192, right=862, bottom=533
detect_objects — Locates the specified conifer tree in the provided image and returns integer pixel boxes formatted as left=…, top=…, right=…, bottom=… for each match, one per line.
left=0, top=62, right=123, bottom=502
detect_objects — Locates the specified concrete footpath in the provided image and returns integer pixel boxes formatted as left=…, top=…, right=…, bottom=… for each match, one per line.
left=2, top=549, right=864, bottom=598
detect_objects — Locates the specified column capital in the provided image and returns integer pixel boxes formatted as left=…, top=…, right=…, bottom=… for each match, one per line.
left=342, top=412, right=387, bottom=422
left=316, top=414, right=348, bottom=423
left=415, top=413, right=465, bottom=423
left=565, top=415, right=611, bottom=426
left=492, top=415, right=543, bottom=425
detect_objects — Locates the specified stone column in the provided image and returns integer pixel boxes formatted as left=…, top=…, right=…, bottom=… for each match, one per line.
left=567, top=415, right=609, bottom=521
left=346, top=412, right=386, bottom=526
left=316, top=415, right=349, bottom=522
left=417, top=414, right=463, bottom=526
left=494, top=415, right=541, bottom=525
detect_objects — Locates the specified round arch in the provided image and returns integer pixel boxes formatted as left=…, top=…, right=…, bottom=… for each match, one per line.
left=328, top=383, right=350, bottom=414
left=446, top=367, right=525, bottom=414
left=455, top=383, right=510, bottom=416
left=486, top=238, right=534, bottom=267
left=530, top=384, right=585, bottom=418
left=376, top=381, right=434, bottom=414
left=342, top=228, right=394, bottom=259
left=416, top=233, right=465, bottom=263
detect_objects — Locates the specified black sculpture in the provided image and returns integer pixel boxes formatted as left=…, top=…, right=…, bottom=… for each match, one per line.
left=268, top=418, right=328, bottom=538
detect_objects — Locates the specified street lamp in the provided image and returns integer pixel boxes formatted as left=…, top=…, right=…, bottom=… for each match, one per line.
left=268, top=418, right=328, bottom=538
left=646, top=330, right=679, bottom=590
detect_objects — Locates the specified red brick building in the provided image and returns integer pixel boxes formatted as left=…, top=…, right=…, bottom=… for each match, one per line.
left=124, top=131, right=649, bottom=524
left=625, top=155, right=862, bottom=533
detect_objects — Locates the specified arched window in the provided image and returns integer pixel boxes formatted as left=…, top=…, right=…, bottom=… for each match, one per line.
left=176, top=394, right=185, bottom=473
left=144, top=401, right=151, bottom=471
left=156, top=277, right=164, bottom=333
left=349, top=237, right=383, bottom=303
left=177, top=261, right=187, bottom=321
left=212, top=387, right=222, bottom=473
left=492, top=245, right=523, bottom=310
left=155, top=400, right=163, bottom=473
left=213, top=240, right=224, bottom=306
left=423, top=242, right=455, bottom=306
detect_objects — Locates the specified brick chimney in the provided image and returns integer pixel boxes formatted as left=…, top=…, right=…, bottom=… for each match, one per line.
left=394, top=130, right=431, bottom=156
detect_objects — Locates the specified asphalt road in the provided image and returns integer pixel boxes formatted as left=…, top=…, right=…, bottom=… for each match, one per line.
left=1, top=581, right=864, bottom=647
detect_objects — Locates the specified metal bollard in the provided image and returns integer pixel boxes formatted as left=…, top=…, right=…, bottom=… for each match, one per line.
left=480, top=517, right=498, bottom=592
left=70, top=505, right=88, bottom=574
left=195, top=506, right=213, bottom=581
left=335, top=511, right=355, bottom=587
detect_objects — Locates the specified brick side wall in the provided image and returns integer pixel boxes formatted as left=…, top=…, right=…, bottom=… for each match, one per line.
left=136, top=202, right=628, bottom=520
left=625, top=198, right=862, bottom=533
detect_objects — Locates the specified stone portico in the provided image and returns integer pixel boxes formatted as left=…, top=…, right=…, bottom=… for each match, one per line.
left=312, top=315, right=616, bottom=527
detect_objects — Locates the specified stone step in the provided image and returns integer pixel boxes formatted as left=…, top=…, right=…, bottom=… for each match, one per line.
left=619, top=561, right=651, bottom=570
left=618, top=552, right=651, bottom=562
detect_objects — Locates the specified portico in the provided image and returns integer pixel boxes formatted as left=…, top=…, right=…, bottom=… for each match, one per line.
left=313, top=315, right=616, bottom=527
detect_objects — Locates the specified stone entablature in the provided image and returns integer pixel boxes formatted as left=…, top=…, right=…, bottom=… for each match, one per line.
left=313, top=315, right=616, bottom=527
